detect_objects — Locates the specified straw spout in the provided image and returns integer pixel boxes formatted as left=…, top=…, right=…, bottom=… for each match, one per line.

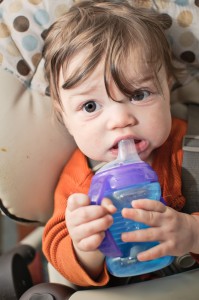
left=98, top=139, right=142, bottom=173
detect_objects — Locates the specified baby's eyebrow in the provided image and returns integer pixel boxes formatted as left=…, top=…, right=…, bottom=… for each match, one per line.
left=61, top=77, right=98, bottom=91
left=60, top=82, right=98, bottom=101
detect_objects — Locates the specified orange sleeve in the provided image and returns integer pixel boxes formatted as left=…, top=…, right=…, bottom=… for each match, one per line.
left=42, top=149, right=109, bottom=287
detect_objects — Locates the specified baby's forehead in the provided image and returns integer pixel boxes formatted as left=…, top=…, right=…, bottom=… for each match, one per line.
left=61, top=44, right=155, bottom=75
left=58, top=42, right=166, bottom=94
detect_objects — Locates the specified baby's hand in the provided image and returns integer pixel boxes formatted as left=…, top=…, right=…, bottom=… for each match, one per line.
left=66, top=193, right=116, bottom=252
left=121, top=199, right=198, bottom=261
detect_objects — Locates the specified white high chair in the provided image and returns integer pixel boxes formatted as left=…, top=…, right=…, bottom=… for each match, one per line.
left=1, top=0, right=199, bottom=298
left=1, top=68, right=199, bottom=300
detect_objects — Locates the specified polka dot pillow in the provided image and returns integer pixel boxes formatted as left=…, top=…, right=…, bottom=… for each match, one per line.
left=0, top=0, right=199, bottom=95
left=133, top=0, right=199, bottom=84
left=0, top=0, right=74, bottom=94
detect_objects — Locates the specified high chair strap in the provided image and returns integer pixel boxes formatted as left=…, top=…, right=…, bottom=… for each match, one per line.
left=182, top=104, right=199, bottom=213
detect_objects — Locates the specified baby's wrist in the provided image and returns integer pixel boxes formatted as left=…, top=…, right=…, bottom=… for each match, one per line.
left=189, top=214, right=199, bottom=254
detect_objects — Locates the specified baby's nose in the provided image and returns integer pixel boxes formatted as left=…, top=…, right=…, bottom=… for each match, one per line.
left=107, top=103, right=137, bottom=129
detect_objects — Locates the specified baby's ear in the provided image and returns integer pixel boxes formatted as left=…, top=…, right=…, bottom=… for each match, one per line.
left=168, top=75, right=175, bottom=91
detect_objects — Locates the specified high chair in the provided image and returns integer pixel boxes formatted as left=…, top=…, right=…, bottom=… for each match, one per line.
left=1, top=0, right=199, bottom=299
left=1, top=67, right=199, bottom=300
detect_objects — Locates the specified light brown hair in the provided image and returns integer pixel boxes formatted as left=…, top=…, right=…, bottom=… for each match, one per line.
left=43, top=0, right=177, bottom=114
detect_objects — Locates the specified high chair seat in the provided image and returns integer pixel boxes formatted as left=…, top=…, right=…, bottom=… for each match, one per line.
left=0, top=68, right=76, bottom=223
left=1, top=0, right=199, bottom=299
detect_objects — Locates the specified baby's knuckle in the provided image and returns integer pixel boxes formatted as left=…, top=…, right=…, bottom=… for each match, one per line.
left=81, top=235, right=101, bottom=251
left=104, top=214, right=113, bottom=227
left=147, top=229, right=156, bottom=240
left=168, top=239, right=177, bottom=251
left=148, top=211, right=155, bottom=224
left=81, top=209, right=90, bottom=221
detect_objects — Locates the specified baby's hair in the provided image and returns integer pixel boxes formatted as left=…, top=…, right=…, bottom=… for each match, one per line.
left=43, top=0, right=177, bottom=114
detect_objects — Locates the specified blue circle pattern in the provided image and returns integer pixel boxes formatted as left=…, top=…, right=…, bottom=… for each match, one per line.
left=22, top=35, right=38, bottom=52
left=175, top=0, right=189, bottom=5
left=34, top=9, right=50, bottom=26
left=0, top=8, right=3, bottom=19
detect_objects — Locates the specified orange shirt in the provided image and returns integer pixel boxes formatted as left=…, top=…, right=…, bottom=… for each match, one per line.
left=43, top=118, right=188, bottom=287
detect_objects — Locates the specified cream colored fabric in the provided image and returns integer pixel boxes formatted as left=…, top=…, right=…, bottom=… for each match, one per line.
left=171, top=77, right=199, bottom=120
left=69, top=269, right=199, bottom=300
left=48, top=263, right=77, bottom=290
left=0, top=69, right=76, bottom=223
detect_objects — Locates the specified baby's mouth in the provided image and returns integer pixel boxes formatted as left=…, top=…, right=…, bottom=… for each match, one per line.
left=134, top=139, right=140, bottom=144
left=112, top=144, right=118, bottom=150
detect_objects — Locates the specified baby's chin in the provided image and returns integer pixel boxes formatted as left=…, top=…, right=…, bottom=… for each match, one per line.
left=139, top=151, right=154, bottom=165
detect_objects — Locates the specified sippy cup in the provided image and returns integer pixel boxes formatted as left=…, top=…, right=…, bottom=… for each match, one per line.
left=88, top=139, right=173, bottom=277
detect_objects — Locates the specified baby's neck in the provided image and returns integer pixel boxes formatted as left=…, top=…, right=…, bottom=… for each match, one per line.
left=145, top=151, right=155, bottom=166
left=87, top=157, right=106, bottom=172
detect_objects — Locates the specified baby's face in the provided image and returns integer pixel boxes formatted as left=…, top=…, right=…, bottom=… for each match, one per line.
left=59, top=52, right=171, bottom=164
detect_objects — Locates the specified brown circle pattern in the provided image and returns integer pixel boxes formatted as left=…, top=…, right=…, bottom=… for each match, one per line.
left=28, top=0, right=42, bottom=5
left=177, top=10, right=193, bottom=27
left=31, top=52, right=42, bottom=67
left=17, top=59, right=31, bottom=76
left=179, top=31, right=195, bottom=47
left=195, top=0, right=199, bottom=7
left=13, top=16, right=29, bottom=32
left=180, top=51, right=196, bottom=63
left=0, top=23, right=10, bottom=38
left=159, top=13, right=173, bottom=30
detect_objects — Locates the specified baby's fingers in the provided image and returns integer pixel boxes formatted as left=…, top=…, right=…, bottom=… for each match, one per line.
left=136, top=243, right=169, bottom=262
left=101, top=197, right=117, bottom=214
left=122, top=226, right=166, bottom=244
left=132, top=199, right=166, bottom=212
left=122, top=205, right=169, bottom=227
left=70, top=214, right=113, bottom=250
left=75, top=214, right=113, bottom=239
left=77, top=232, right=105, bottom=251
left=67, top=193, right=90, bottom=212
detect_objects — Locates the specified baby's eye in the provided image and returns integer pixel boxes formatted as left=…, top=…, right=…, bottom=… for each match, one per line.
left=131, top=90, right=151, bottom=102
left=83, top=101, right=101, bottom=113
